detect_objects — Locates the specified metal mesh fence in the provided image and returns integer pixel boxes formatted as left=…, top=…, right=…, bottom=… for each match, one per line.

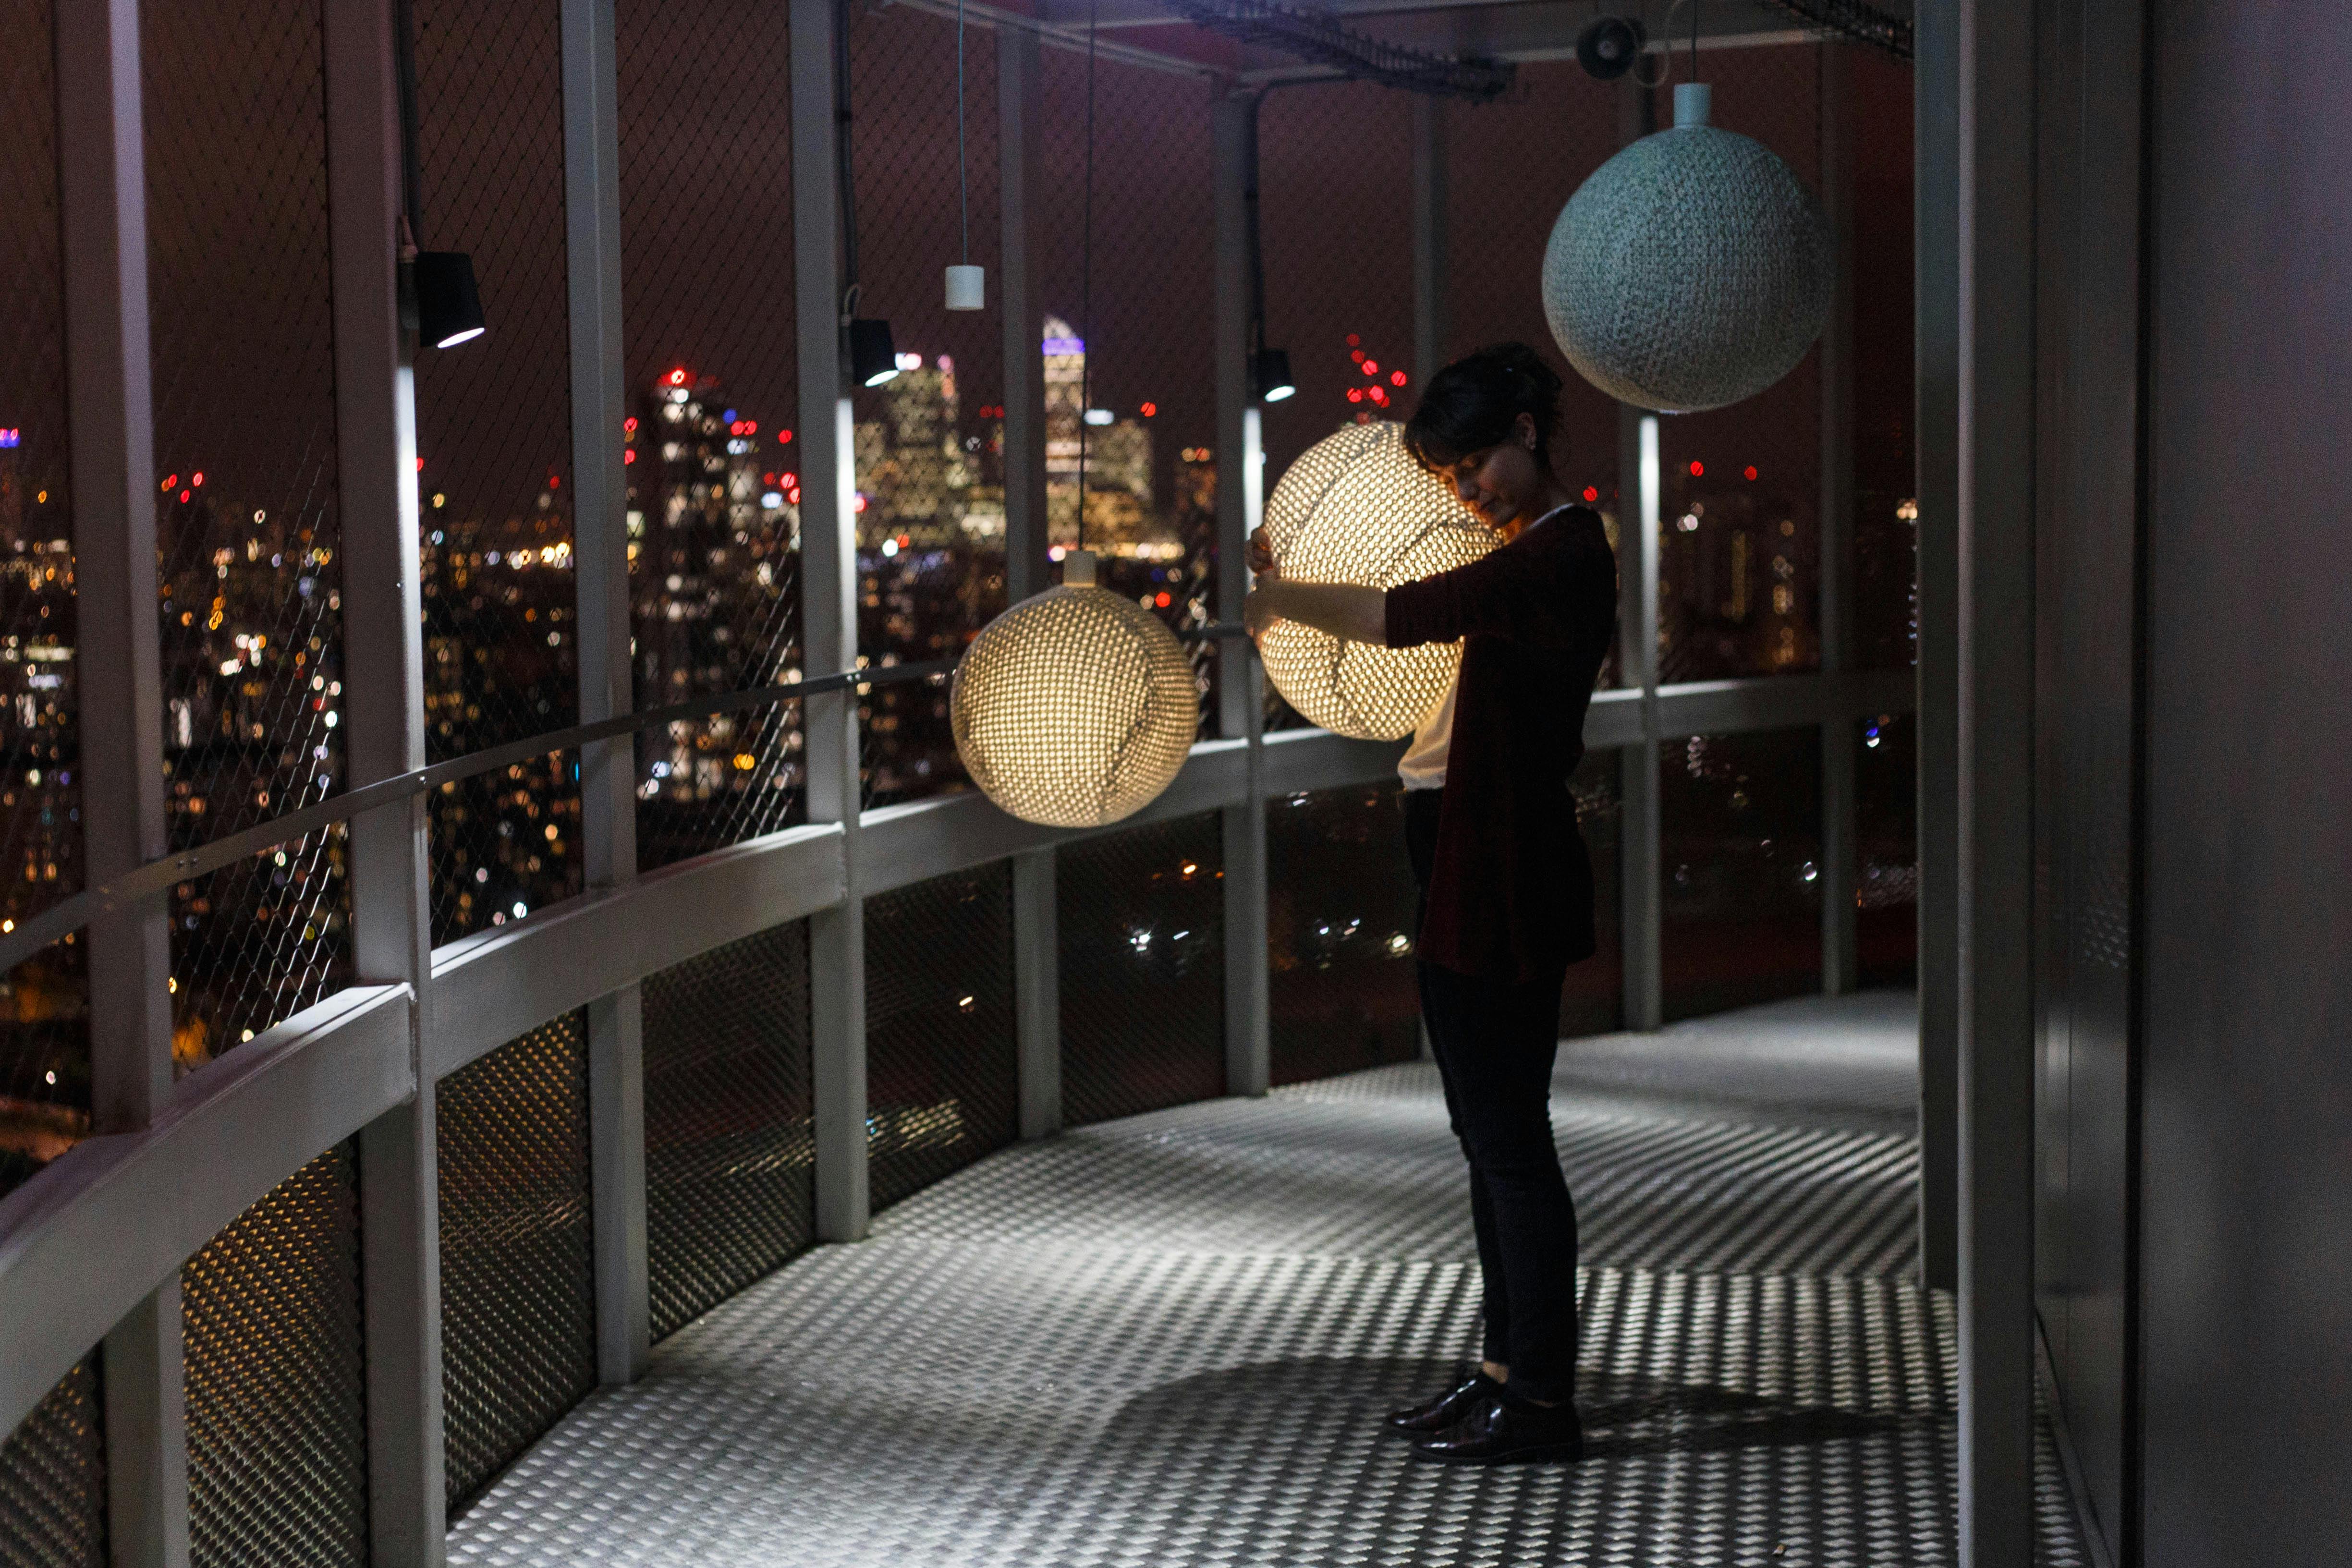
left=618, top=0, right=809, bottom=865
left=430, top=754, right=582, bottom=938
left=1660, top=727, right=1824, bottom=1021
left=1266, top=784, right=1419, bottom=1087
left=0, top=0, right=85, bottom=1207
left=0, top=1357, right=104, bottom=1568
left=852, top=4, right=1009, bottom=807
left=1059, top=813, right=1224, bottom=1124
left=1856, top=710, right=1917, bottom=986
left=643, top=920, right=814, bottom=1343
left=1258, top=81, right=1415, bottom=486
left=1563, top=745, right=1625, bottom=1037
left=438, top=1012, right=595, bottom=1516
left=1443, top=59, right=1625, bottom=694
left=865, top=863, right=1017, bottom=1212
left=412, top=0, right=584, bottom=942
left=1039, top=49, right=1220, bottom=737
left=142, top=0, right=352, bottom=1067
left=1645, top=46, right=1827, bottom=683
left=181, top=1141, right=368, bottom=1568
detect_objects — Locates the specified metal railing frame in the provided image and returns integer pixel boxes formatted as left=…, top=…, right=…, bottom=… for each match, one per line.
left=0, top=12, right=1912, bottom=1567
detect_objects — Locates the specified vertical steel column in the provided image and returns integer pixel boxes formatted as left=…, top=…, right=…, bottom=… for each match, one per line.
left=1615, top=77, right=1662, bottom=1035
left=561, top=0, right=648, bottom=1387
left=998, top=26, right=1061, bottom=1137
left=1956, top=0, right=2039, bottom=1558
left=56, top=4, right=188, bottom=1562
left=1915, top=0, right=1963, bottom=1292
left=1621, top=413, right=1663, bottom=1033
left=1213, top=89, right=1268, bottom=1098
left=326, top=0, right=446, bottom=1559
left=792, top=0, right=868, bottom=1241
left=1818, top=42, right=1859, bottom=995
left=1411, top=94, right=1448, bottom=385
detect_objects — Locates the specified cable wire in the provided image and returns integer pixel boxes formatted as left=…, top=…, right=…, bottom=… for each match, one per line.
left=1077, top=0, right=1099, bottom=552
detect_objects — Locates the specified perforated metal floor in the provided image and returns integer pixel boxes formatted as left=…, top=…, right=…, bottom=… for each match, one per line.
left=450, top=992, right=2090, bottom=1566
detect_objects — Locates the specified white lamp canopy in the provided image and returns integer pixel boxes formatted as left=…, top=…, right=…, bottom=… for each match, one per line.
left=1542, top=82, right=1833, bottom=413
left=950, top=551, right=1199, bottom=829
left=1258, top=422, right=1495, bottom=741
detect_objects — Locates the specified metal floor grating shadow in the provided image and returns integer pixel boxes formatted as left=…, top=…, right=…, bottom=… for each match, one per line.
left=450, top=991, right=2090, bottom=1566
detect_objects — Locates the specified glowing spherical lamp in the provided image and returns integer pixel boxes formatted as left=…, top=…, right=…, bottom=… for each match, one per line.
left=1258, top=421, right=1495, bottom=741
left=951, top=552, right=1198, bottom=828
left=1542, top=83, right=1832, bottom=413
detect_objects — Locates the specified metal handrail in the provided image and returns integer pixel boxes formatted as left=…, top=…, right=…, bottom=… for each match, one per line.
left=0, top=621, right=1256, bottom=978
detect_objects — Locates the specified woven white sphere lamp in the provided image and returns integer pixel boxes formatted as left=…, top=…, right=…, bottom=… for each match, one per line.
left=1542, top=83, right=1832, bottom=413
left=950, top=551, right=1198, bottom=829
left=1258, top=422, right=1496, bottom=741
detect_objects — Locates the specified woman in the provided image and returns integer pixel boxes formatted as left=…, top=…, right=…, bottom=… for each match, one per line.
left=1243, top=344, right=1617, bottom=1465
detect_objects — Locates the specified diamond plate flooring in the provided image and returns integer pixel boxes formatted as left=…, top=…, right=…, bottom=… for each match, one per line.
left=451, top=991, right=2091, bottom=1566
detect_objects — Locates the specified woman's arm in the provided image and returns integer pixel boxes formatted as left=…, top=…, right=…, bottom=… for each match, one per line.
left=1243, top=578, right=1389, bottom=647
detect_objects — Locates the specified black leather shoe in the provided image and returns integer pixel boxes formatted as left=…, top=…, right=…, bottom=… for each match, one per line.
left=1384, top=1372, right=1499, bottom=1436
left=1412, top=1390, right=1585, bottom=1465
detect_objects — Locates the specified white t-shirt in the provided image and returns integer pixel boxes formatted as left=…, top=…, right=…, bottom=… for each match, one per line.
left=1397, top=679, right=1456, bottom=791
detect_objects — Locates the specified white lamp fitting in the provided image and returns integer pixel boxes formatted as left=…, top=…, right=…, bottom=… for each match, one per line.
left=945, top=264, right=986, bottom=311
left=1675, top=82, right=1711, bottom=128
left=1061, top=547, right=1097, bottom=585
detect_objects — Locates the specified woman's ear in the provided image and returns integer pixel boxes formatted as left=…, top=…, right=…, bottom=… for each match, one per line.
left=1517, top=411, right=1539, bottom=450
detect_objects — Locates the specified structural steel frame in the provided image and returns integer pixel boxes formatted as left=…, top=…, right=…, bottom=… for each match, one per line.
left=0, top=9, right=1940, bottom=1567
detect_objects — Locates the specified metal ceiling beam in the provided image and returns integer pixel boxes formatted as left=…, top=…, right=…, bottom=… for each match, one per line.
left=1753, top=0, right=1914, bottom=58
left=1159, top=0, right=1515, bottom=97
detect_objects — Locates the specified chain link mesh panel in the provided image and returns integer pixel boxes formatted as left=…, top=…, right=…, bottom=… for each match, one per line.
left=1850, top=47, right=1918, bottom=672
left=1562, top=745, right=1625, bottom=1037
left=1258, top=80, right=1414, bottom=486
left=181, top=1141, right=367, bottom=1568
left=0, top=0, right=89, bottom=1205
left=1661, top=727, right=1824, bottom=1022
left=439, top=1013, right=595, bottom=1515
left=852, top=4, right=1008, bottom=807
left=1856, top=710, right=1917, bottom=986
left=1266, top=785, right=1418, bottom=1087
left=0, top=1357, right=104, bottom=1568
left=412, top=0, right=583, bottom=942
left=643, top=921, right=814, bottom=1343
left=619, top=0, right=808, bottom=864
left=142, top=0, right=352, bottom=1066
left=430, top=754, right=582, bottom=938
left=1643, top=46, right=1826, bottom=682
left=1444, top=61, right=1624, bottom=693
left=1058, top=812, right=1223, bottom=1124
left=865, top=864, right=1017, bottom=1212
left=1040, top=50, right=1220, bottom=736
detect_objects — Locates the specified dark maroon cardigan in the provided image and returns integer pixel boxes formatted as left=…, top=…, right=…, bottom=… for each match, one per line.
left=1384, top=505, right=1618, bottom=984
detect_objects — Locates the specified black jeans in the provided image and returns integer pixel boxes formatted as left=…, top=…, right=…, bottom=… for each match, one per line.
left=1405, top=789, right=1581, bottom=1404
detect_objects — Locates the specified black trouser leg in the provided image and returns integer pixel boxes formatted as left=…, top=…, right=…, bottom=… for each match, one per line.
left=1418, top=959, right=1579, bottom=1404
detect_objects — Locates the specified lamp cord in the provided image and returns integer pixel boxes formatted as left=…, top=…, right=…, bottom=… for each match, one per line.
left=1077, top=0, right=1098, bottom=555
left=1690, top=0, right=1699, bottom=83
left=957, top=0, right=969, bottom=265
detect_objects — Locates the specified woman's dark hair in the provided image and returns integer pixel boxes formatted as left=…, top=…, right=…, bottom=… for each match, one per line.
left=1402, top=342, right=1565, bottom=474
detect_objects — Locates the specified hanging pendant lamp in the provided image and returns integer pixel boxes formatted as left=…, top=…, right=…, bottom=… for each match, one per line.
left=1258, top=422, right=1495, bottom=741
left=950, top=551, right=1197, bottom=827
left=1541, top=83, right=1832, bottom=413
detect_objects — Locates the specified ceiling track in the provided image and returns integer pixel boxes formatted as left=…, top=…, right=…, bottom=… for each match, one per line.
left=1160, top=0, right=1515, bottom=98
left=1752, top=0, right=1914, bottom=61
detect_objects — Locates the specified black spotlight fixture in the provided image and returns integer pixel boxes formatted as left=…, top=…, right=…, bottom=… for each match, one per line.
left=413, top=250, right=487, bottom=349
left=1253, top=347, right=1296, bottom=404
left=1576, top=14, right=1645, bottom=80
left=848, top=317, right=900, bottom=388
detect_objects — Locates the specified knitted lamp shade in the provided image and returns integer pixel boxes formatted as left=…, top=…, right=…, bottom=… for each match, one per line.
left=1542, top=83, right=1832, bottom=413
left=1258, top=422, right=1495, bottom=741
left=950, top=554, right=1198, bottom=828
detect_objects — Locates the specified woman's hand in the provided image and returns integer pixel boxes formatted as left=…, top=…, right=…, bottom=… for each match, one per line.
left=1246, top=524, right=1278, bottom=581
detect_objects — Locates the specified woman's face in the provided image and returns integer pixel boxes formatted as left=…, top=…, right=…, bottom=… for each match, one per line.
left=1427, top=412, right=1547, bottom=531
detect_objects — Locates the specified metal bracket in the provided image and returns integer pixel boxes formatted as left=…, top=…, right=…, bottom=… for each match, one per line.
left=1162, top=0, right=1513, bottom=98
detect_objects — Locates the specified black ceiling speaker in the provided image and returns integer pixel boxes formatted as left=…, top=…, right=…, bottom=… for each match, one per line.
left=1576, top=14, right=1645, bottom=81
